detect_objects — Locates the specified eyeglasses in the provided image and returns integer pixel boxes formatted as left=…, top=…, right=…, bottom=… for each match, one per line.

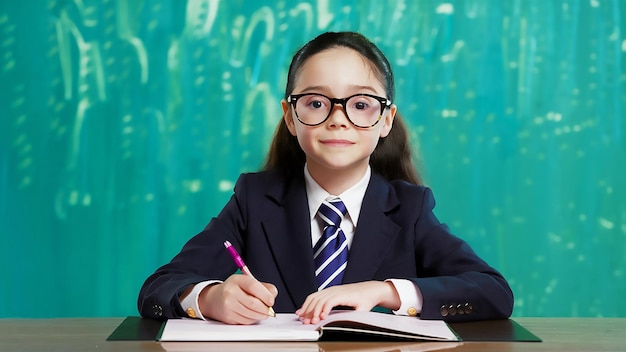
left=287, top=93, right=391, bottom=128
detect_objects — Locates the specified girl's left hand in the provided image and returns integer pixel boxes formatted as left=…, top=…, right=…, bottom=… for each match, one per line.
left=295, top=281, right=401, bottom=324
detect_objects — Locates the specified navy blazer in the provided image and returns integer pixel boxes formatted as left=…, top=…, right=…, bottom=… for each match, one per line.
left=138, top=170, right=513, bottom=322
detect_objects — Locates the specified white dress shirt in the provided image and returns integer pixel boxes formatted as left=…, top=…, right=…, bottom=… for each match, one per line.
left=180, top=165, right=423, bottom=319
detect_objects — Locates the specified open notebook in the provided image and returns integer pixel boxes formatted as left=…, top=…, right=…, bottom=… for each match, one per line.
left=157, top=310, right=459, bottom=342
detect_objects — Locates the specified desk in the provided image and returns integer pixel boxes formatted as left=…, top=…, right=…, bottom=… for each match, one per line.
left=0, top=317, right=624, bottom=351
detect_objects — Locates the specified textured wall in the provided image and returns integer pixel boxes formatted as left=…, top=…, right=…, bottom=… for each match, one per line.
left=1, top=0, right=624, bottom=318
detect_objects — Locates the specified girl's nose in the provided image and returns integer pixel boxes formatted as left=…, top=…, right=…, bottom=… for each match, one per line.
left=326, top=104, right=350, bottom=127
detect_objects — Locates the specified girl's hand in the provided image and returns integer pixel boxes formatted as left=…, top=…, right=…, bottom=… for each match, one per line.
left=198, top=274, right=278, bottom=325
left=295, top=281, right=401, bottom=324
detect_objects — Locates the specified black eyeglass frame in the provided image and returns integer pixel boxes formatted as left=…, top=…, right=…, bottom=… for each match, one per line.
left=287, top=93, right=392, bottom=128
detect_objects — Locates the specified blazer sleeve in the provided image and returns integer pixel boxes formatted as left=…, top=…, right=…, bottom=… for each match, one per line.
left=410, top=187, right=514, bottom=322
left=136, top=175, right=251, bottom=319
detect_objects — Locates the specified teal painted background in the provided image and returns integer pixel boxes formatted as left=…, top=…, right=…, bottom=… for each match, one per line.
left=1, top=0, right=624, bottom=318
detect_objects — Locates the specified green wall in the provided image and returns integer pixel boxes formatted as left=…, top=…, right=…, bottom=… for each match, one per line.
left=1, top=0, right=624, bottom=318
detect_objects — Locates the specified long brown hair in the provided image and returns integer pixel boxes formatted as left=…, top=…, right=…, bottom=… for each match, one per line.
left=263, top=32, right=422, bottom=185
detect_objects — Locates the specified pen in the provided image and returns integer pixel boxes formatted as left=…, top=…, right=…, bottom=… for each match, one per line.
left=223, top=240, right=276, bottom=318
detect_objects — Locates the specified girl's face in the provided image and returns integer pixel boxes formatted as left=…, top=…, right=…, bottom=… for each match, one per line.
left=282, top=47, right=396, bottom=185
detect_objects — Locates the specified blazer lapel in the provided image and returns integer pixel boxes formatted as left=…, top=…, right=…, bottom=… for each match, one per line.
left=260, top=174, right=318, bottom=308
left=343, top=174, right=401, bottom=284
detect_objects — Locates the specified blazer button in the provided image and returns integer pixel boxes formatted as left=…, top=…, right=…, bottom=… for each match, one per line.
left=440, top=305, right=449, bottom=317
left=463, top=303, right=473, bottom=314
left=186, top=307, right=197, bottom=318
left=448, top=304, right=457, bottom=316
left=153, top=304, right=163, bottom=317
left=456, top=304, right=464, bottom=315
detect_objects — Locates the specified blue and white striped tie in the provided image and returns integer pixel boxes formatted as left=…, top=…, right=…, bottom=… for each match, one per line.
left=313, top=197, right=349, bottom=290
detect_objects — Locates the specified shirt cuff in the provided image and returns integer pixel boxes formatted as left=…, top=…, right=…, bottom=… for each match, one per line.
left=386, top=278, right=423, bottom=317
left=179, top=280, right=221, bottom=320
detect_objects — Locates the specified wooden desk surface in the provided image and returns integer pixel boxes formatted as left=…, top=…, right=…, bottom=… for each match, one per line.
left=0, top=317, right=624, bottom=351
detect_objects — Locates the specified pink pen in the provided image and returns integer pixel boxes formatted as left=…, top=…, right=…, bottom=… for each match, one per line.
left=223, top=241, right=276, bottom=317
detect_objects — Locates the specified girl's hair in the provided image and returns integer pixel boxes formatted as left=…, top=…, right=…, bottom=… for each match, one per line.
left=262, top=31, right=422, bottom=185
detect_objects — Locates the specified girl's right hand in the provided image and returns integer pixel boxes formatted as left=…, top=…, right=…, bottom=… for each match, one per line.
left=197, top=274, right=278, bottom=325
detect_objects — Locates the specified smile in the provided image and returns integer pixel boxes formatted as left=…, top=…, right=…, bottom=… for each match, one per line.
left=320, top=139, right=354, bottom=147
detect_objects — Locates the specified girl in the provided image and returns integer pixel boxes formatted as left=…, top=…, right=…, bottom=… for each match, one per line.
left=138, top=31, right=514, bottom=325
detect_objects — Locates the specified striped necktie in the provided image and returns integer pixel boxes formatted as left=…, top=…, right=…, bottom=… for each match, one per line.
left=313, top=197, right=349, bottom=290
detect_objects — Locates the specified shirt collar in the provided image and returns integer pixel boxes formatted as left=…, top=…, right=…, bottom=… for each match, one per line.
left=304, top=164, right=371, bottom=225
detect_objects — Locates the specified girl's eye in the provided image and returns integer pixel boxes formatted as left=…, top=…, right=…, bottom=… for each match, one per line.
left=304, top=98, right=326, bottom=109
left=310, top=100, right=324, bottom=109
left=353, top=101, right=369, bottom=110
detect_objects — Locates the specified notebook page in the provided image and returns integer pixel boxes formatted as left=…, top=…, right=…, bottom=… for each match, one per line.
left=318, top=311, right=459, bottom=341
left=159, top=314, right=319, bottom=342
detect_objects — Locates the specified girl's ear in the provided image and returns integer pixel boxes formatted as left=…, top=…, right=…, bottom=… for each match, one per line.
left=378, top=104, right=396, bottom=138
left=282, top=100, right=298, bottom=136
